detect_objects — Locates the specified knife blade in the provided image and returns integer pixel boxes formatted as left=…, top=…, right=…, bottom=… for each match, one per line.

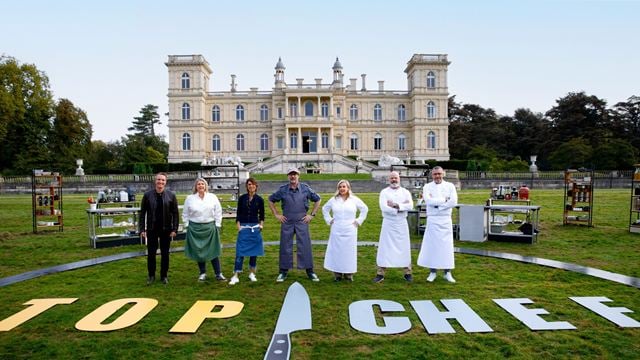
left=264, top=281, right=312, bottom=360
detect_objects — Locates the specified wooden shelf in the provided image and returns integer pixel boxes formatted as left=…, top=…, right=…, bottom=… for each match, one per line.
left=563, top=170, right=593, bottom=227
left=32, top=170, right=63, bottom=233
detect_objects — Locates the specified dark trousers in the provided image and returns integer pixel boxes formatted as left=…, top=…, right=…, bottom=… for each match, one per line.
left=279, top=218, right=314, bottom=271
left=147, top=230, right=172, bottom=278
left=198, top=257, right=222, bottom=275
left=234, top=256, right=257, bottom=272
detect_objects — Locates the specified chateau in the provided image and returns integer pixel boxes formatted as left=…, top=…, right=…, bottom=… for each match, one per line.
left=165, top=54, right=450, bottom=173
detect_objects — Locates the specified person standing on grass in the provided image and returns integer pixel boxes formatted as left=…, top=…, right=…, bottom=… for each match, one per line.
left=417, top=166, right=458, bottom=283
left=268, top=167, right=322, bottom=283
left=182, top=178, right=226, bottom=282
left=373, top=171, right=414, bottom=283
left=322, top=179, right=368, bottom=282
left=139, top=172, right=179, bottom=285
left=229, top=178, right=265, bottom=285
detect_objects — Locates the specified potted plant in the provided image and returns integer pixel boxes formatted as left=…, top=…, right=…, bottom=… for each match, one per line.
left=88, top=197, right=97, bottom=210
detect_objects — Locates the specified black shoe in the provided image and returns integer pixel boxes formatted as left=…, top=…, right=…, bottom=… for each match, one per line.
left=307, top=272, right=320, bottom=282
left=147, top=276, right=155, bottom=285
left=372, top=275, right=384, bottom=283
left=334, top=276, right=342, bottom=282
left=344, top=274, right=354, bottom=282
left=404, top=274, right=413, bottom=282
left=161, top=277, right=168, bottom=285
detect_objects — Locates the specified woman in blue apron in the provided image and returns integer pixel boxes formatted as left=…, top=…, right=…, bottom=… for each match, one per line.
left=229, top=178, right=265, bottom=285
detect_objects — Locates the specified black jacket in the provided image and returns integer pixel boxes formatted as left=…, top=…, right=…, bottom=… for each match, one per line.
left=139, top=189, right=179, bottom=233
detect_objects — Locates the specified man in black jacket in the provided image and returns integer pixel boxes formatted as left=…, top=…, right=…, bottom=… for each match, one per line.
left=139, top=172, right=179, bottom=285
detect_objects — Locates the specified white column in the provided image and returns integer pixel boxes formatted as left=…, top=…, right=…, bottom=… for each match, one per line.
left=329, top=97, right=334, bottom=119
left=285, top=97, right=289, bottom=117
left=297, top=127, right=302, bottom=153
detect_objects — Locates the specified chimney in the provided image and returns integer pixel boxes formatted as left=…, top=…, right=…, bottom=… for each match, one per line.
left=296, top=78, right=304, bottom=88
left=230, top=74, right=237, bottom=92
left=315, top=78, right=322, bottom=88
left=349, top=78, right=357, bottom=91
left=378, top=80, right=384, bottom=92
left=361, top=74, right=366, bottom=91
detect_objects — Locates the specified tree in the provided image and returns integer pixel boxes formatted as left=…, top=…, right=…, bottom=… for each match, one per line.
left=592, top=138, right=637, bottom=170
left=50, top=98, right=93, bottom=173
left=0, top=56, right=54, bottom=173
left=548, top=137, right=593, bottom=169
left=448, top=97, right=510, bottom=159
left=129, top=104, right=161, bottom=137
left=510, top=108, right=552, bottom=164
left=546, top=92, right=611, bottom=149
left=611, top=95, right=640, bottom=149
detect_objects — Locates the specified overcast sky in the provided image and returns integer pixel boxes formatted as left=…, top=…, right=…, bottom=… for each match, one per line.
left=2, top=0, right=638, bottom=142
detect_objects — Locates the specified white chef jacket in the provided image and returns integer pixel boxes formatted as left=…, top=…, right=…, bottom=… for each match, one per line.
left=376, top=186, right=413, bottom=267
left=417, top=180, right=458, bottom=269
left=322, top=195, right=368, bottom=273
left=182, top=192, right=223, bottom=227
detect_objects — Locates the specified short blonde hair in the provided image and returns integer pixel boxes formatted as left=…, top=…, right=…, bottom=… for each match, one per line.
left=334, top=179, right=352, bottom=198
left=192, top=178, right=209, bottom=194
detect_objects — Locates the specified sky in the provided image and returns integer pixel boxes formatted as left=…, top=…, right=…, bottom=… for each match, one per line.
left=2, top=0, right=638, bottom=142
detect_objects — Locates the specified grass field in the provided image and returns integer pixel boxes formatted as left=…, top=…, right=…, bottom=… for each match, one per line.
left=0, top=189, right=639, bottom=359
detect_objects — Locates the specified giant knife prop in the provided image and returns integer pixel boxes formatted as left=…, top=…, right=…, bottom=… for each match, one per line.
left=264, top=282, right=312, bottom=360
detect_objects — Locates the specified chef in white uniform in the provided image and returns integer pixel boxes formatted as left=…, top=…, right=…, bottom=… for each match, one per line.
left=417, top=166, right=458, bottom=283
left=373, top=171, right=414, bottom=283
left=322, top=180, right=368, bottom=282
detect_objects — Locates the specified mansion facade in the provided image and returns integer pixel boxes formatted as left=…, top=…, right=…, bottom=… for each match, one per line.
left=166, top=53, right=451, bottom=172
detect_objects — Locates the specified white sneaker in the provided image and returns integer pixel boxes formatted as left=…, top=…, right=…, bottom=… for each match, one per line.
left=248, top=273, right=257, bottom=282
left=444, top=272, right=456, bottom=283
left=426, top=272, right=437, bottom=282
left=198, top=273, right=207, bottom=281
left=229, top=274, right=239, bottom=285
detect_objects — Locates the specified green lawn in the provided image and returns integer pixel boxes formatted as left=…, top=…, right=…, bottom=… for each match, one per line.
left=0, top=189, right=639, bottom=359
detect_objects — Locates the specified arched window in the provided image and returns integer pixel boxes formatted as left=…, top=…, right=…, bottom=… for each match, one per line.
left=236, top=134, right=245, bottom=151
left=321, top=102, right=329, bottom=118
left=374, top=104, right=382, bottom=121
left=290, top=103, right=298, bottom=117
left=350, top=133, right=359, bottom=150
left=212, top=134, right=221, bottom=152
left=426, top=71, right=436, bottom=89
left=260, top=104, right=269, bottom=121
left=427, top=131, right=436, bottom=149
left=398, top=133, right=406, bottom=150
left=321, top=132, right=329, bottom=149
left=260, top=133, right=269, bottom=151
left=236, top=105, right=244, bottom=121
left=397, top=104, right=406, bottom=121
left=181, top=72, right=190, bottom=89
left=182, top=133, right=191, bottom=151
left=290, top=132, right=298, bottom=149
left=181, top=103, right=191, bottom=120
left=211, top=105, right=220, bottom=122
left=304, top=101, right=314, bottom=117
left=427, top=101, right=436, bottom=119
left=349, top=104, right=358, bottom=120
left=374, top=133, right=383, bottom=150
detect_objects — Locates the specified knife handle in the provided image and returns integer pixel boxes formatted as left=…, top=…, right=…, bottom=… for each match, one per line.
left=264, top=333, right=290, bottom=360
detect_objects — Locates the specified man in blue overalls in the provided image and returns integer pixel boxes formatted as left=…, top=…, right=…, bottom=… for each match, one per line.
left=268, top=167, right=322, bottom=282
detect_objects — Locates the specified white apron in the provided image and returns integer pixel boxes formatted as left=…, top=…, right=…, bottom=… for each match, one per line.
left=376, top=186, right=413, bottom=268
left=377, top=217, right=412, bottom=267
left=322, top=196, right=368, bottom=273
left=417, top=180, right=457, bottom=269
left=417, top=215, right=454, bottom=269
